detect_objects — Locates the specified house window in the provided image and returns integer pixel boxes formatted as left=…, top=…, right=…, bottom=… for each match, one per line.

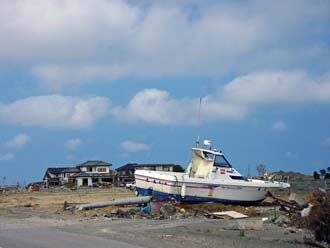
left=163, top=167, right=170, bottom=171
left=97, top=168, right=107, bottom=172
left=88, top=167, right=93, bottom=172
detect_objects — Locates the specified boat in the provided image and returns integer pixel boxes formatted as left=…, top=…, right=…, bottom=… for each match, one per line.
left=134, top=140, right=290, bottom=204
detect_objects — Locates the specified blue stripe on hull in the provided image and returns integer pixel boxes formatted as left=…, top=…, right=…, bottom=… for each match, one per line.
left=135, top=187, right=263, bottom=205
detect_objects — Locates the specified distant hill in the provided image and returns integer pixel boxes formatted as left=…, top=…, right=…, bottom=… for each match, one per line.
left=271, top=170, right=312, bottom=180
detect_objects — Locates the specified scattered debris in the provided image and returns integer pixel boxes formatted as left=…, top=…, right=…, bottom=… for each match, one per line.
left=159, top=203, right=177, bottom=218
left=288, top=192, right=307, bottom=208
left=304, top=191, right=330, bottom=244
left=274, top=215, right=291, bottom=226
left=207, top=211, right=248, bottom=220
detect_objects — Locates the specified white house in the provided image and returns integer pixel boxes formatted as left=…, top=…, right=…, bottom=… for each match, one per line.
left=75, top=160, right=115, bottom=187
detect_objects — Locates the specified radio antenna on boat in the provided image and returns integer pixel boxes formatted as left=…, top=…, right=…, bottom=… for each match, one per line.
left=196, top=97, right=202, bottom=147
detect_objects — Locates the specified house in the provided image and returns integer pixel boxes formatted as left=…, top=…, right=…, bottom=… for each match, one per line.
left=43, top=167, right=73, bottom=187
left=74, top=160, right=115, bottom=187
left=43, top=160, right=115, bottom=188
left=116, top=163, right=184, bottom=183
left=115, top=163, right=138, bottom=183
left=61, top=167, right=80, bottom=186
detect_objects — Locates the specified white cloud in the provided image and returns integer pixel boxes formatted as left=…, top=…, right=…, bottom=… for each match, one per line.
left=112, top=88, right=246, bottom=126
left=120, top=140, right=150, bottom=153
left=0, top=1, right=328, bottom=89
left=112, top=71, right=330, bottom=126
left=220, top=71, right=330, bottom=105
left=0, top=153, right=14, bottom=161
left=4, top=133, right=31, bottom=149
left=0, top=95, right=109, bottom=128
left=65, top=139, right=82, bottom=150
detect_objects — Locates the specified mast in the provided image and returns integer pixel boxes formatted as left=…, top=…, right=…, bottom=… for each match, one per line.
left=196, top=97, right=202, bottom=147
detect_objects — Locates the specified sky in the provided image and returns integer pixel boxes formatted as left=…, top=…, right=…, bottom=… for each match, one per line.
left=0, top=0, right=329, bottom=185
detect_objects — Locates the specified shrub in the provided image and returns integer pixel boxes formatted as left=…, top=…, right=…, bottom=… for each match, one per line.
left=305, top=191, right=330, bottom=244
left=313, top=171, right=320, bottom=180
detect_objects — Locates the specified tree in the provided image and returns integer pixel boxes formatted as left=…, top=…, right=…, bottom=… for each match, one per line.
left=256, top=164, right=267, bottom=176
left=327, top=166, right=330, bottom=173
left=324, top=173, right=330, bottom=180
left=320, top=169, right=326, bottom=177
left=313, top=171, right=320, bottom=180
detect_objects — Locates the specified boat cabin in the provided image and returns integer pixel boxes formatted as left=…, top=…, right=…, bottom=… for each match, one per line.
left=189, top=147, right=243, bottom=180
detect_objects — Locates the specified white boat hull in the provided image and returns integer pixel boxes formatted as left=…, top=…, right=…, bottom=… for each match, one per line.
left=135, top=171, right=289, bottom=203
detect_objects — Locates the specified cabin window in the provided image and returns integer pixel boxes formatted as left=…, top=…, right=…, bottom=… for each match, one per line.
left=214, top=155, right=231, bottom=168
left=203, top=151, right=214, bottom=160
left=230, top=175, right=244, bottom=180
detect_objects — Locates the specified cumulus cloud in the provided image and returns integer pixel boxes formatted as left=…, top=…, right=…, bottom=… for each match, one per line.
left=0, top=153, right=14, bottom=161
left=120, top=140, right=150, bottom=152
left=65, top=139, right=82, bottom=150
left=0, top=1, right=328, bottom=89
left=0, top=95, right=109, bottom=128
left=4, top=133, right=31, bottom=149
left=112, top=71, right=330, bottom=125
left=112, top=88, right=247, bottom=125
left=272, top=121, right=288, bottom=132
left=220, top=71, right=330, bottom=105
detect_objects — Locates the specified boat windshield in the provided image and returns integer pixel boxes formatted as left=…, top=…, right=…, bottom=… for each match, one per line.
left=214, top=155, right=231, bottom=168
left=203, top=151, right=214, bottom=160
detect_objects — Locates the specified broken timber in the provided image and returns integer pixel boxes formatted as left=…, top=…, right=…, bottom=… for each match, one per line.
left=76, top=196, right=152, bottom=210
left=267, top=191, right=304, bottom=211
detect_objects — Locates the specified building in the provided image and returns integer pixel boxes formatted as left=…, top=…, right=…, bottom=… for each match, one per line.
left=43, top=167, right=73, bottom=187
left=75, top=160, right=115, bottom=187
left=43, top=160, right=115, bottom=188
left=116, top=163, right=184, bottom=183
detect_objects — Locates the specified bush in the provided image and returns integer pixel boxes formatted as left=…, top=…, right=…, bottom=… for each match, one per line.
left=305, top=191, right=330, bottom=244
left=313, top=171, right=320, bottom=180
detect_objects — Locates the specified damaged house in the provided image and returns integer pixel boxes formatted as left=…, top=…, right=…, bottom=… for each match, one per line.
left=75, top=160, right=115, bottom=187
left=43, top=160, right=115, bottom=188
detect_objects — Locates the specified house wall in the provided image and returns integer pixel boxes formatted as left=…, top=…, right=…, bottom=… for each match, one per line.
left=80, top=166, right=110, bottom=173
left=76, top=177, right=92, bottom=187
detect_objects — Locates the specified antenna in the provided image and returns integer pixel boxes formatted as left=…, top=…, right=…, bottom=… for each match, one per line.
left=196, top=97, right=202, bottom=147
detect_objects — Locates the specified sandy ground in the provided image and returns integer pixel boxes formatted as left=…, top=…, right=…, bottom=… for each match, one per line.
left=0, top=188, right=312, bottom=248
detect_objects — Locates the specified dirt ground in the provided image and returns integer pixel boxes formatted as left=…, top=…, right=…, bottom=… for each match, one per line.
left=0, top=187, right=315, bottom=248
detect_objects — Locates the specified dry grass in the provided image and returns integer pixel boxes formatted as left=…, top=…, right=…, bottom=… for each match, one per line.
left=0, top=188, right=135, bottom=215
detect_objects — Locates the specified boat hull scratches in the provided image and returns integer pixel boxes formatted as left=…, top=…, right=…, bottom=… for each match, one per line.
left=136, top=187, right=263, bottom=205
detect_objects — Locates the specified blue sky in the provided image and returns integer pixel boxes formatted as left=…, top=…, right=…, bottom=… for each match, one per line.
left=0, top=0, right=329, bottom=185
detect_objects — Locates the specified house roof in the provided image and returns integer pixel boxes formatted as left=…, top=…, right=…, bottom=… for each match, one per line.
left=116, top=163, right=138, bottom=171
left=47, top=167, right=73, bottom=175
left=116, top=163, right=184, bottom=172
left=62, top=168, right=81, bottom=173
left=76, top=160, right=112, bottom=168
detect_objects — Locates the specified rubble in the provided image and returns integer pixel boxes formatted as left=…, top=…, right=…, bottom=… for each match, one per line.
left=207, top=211, right=248, bottom=220
left=159, top=203, right=177, bottom=218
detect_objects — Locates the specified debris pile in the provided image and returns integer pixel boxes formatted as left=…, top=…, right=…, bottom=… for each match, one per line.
left=304, top=191, right=330, bottom=245
left=267, top=190, right=330, bottom=247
